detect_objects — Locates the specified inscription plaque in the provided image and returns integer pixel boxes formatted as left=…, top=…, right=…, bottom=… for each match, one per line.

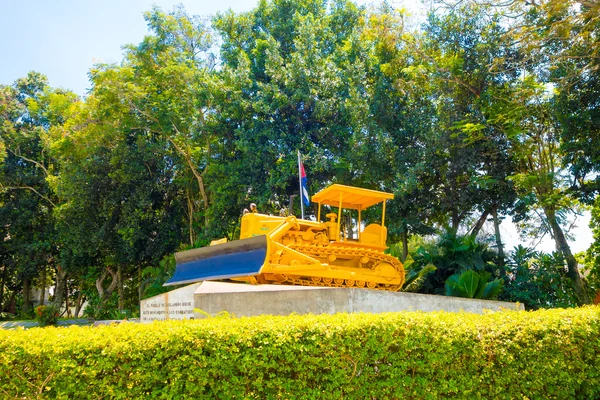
left=140, top=283, right=201, bottom=322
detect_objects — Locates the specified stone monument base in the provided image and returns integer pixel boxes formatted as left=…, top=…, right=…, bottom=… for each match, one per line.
left=140, top=281, right=523, bottom=323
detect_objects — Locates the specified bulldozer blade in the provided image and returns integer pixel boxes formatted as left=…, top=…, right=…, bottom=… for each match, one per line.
left=164, top=235, right=268, bottom=286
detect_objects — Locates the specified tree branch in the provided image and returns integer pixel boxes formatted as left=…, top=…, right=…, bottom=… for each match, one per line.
left=7, top=148, right=50, bottom=176
left=96, top=267, right=118, bottom=299
left=0, top=184, right=56, bottom=207
left=167, top=133, right=209, bottom=223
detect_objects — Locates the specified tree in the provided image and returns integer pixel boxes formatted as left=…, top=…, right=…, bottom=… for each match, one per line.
left=214, top=0, right=371, bottom=216
left=355, top=5, right=439, bottom=260
left=496, top=77, right=591, bottom=304
left=507, top=0, right=600, bottom=200
left=421, top=0, right=591, bottom=304
left=422, top=2, right=520, bottom=239
left=0, top=72, right=78, bottom=315
left=49, top=6, right=223, bottom=315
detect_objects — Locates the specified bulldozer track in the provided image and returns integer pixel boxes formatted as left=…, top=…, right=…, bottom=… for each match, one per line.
left=277, top=243, right=405, bottom=291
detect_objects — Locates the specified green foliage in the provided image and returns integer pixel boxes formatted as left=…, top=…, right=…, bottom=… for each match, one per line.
left=83, top=290, right=118, bottom=320
left=585, top=196, right=600, bottom=298
left=412, top=230, right=501, bottom=295
left=402, top=255, right=437, bottom=293
left=141, top=254, right=176, bottom=300
left=0, top=71, right=78, bottom=312
left=109, top=308, right=134, bottom=320
left=0, top=308, right=599, bottom=398
left=445, top=269, right=503, bottom=300
left=388, top=243, right=436, bottom=292
left=34, top=305, right=58, bottom=327
left=536, top=0, right=600, bottom=203
left=0, top=312, right=15, bottom=322
left=213, top=0, right=371, bottom=216
left=500, top=245, right=578, bottom=310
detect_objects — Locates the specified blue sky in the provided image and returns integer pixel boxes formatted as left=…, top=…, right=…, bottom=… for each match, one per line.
left=0, top=0, right=593, bottom=252
left=0, top=1, right=271, bottom=95
left=0, top=0, right=389, bottom=95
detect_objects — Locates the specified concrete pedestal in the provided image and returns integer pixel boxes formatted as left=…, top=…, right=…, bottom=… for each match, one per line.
left=140, top=281, right=523, bottom=322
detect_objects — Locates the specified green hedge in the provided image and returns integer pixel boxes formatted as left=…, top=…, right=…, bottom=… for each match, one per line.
left=1, top=307, right=599, bottom=399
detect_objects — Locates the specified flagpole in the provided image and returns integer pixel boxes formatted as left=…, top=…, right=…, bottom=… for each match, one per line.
left=298, top=150, right=304, bottom=219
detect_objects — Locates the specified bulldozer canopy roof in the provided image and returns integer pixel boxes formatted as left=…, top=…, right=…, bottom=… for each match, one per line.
left=311, top=184, right=394, bottom=210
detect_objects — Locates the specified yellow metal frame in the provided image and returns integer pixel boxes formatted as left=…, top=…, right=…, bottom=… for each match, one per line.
left=312, top=184, right=394, bottom=209
left=312, top=184, right=393, bottom=246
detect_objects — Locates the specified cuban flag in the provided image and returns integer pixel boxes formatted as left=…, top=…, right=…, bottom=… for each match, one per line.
left=300, top=161, right=310, bottom=206
left=298, top=150, right=310, bottom=206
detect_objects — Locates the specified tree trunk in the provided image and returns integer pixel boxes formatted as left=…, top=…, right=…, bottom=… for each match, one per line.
left=118, top=264, right=124, bottom=312
left=39, top=267, right=46, bottom=306
left=187, top=189, right=195, bottom=245
left=544, top=208, right=591, bottom=305
left=470, top=210, right=489, bottom=239
left=7, top=291, right=17, bottom=314
left=491, top=206, right=505, bottom=269
left=74, top=291, right=84, bottom=318
left=401, top=228, right=408, bottom=263
left=53, top=266, right=68, bottom=311
left=0, top=265, right=6, bottom=310
left=64, top=278, right=71, bottom=317
left=96, top=267, right=118, bottom=299
left=138, top=266, right=142, bottom=303
left=22, top=278, right=31, bottom=316
left=168, top=137, right=210, bottom=226
left=451, top=210, right=460, bottom=235
left=95, top=267, right=118, bottom=317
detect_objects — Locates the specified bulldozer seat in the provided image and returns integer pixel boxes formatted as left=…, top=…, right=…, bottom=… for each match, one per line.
left=360, top=224, right=386, bottom=246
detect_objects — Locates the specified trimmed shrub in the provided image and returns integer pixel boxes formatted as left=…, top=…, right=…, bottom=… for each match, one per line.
left=0, top=307, right=599, bottom=399
left=34, top=305, right=59, bottom=327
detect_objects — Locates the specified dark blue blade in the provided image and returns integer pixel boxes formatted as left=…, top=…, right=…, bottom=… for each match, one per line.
left=164, top=235, right=267, bottom=286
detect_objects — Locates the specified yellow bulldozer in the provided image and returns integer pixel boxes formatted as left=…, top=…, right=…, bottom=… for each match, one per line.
left=165, top=184, right=405, bottom=291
